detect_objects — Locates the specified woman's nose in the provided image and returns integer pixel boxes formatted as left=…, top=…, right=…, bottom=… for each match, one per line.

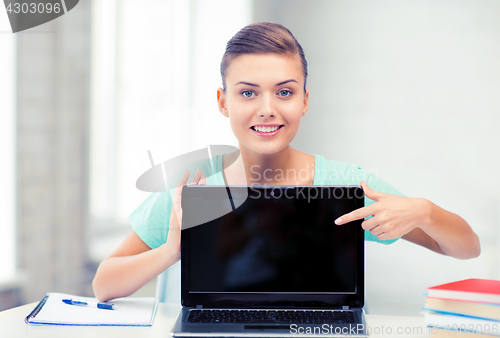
left=257, top=94, right=276, bottom=118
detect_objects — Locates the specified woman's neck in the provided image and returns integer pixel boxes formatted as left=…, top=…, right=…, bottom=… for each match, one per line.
left=223, top=145, right=314, bottom=186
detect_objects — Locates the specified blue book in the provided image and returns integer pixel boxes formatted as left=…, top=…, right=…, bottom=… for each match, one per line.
left=423, top=297, right=500, bottom=322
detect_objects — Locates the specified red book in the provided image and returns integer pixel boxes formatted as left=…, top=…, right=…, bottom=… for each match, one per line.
left=427, top=279, right=500, bottom=304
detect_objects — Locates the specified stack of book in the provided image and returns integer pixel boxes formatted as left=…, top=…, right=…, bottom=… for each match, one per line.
left=423, top=279, right=500, bottom=337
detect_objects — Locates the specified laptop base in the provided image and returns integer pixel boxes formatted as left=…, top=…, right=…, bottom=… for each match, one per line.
left=171, top=307, right=369, bottom=337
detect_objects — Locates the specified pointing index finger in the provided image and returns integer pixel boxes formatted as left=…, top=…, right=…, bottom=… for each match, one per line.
left=334, top=204, right=376, bottom=225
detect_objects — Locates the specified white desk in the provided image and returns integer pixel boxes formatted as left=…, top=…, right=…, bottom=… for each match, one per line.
left=0, top=302, right=430, bottom=337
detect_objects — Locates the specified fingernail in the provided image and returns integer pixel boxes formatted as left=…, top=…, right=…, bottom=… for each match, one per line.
left=335, top=218, right=342, bottom=225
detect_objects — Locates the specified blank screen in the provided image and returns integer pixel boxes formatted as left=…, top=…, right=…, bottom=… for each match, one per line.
left=186, top=196, right=358, bottom=294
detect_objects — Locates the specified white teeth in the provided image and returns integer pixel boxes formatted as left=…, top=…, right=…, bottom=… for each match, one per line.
left=254, top=126, right=280, bottom=132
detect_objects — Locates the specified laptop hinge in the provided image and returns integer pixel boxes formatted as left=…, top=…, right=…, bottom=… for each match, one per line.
left=196, top=305, right=203, bottom=309
left=342, top=306, right=349, bottom=310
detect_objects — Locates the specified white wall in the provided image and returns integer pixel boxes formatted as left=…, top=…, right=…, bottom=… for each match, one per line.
left=89, top=0, right=252, bottom=234
left=0, top=6, right=16, bottom=282
left=254, top=0, right=500, bottom=315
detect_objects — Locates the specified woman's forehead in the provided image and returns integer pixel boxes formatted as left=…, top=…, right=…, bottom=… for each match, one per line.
left=225, top=53, right=304, bottom=85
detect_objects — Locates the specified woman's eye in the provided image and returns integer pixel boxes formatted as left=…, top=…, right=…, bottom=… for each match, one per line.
left=242, top=90, right=255, bottom=98
left=278, top=90, right=292, bottom=97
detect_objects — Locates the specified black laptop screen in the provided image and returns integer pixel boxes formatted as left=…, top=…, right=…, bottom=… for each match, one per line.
left=182, top=186, right=363, bottom=297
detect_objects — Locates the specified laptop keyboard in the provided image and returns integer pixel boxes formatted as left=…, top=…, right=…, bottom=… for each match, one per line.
left=187, top=309, right=355, bottom=324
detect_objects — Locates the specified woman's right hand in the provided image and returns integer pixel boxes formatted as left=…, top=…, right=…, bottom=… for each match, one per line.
left=162, top=168, right=206, bottom=262
left=93, top=168, right=206, bottom=301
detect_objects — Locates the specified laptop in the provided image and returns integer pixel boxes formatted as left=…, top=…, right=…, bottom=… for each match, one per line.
left=171, top=185, right=368, bottom=337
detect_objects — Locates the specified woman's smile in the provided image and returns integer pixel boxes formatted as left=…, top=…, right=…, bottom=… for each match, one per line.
left=250, top=124, right=285, bottom=137
left=217, top=53, right=309, bottom=155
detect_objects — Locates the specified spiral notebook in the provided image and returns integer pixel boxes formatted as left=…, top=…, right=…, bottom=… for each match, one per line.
left=25, top=292, right=158, bottom=326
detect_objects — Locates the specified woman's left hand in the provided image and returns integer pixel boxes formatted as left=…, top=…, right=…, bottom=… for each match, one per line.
left=334, top=180, right=431, bottom=241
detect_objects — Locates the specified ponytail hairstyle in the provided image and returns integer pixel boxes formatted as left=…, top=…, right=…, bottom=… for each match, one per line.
left=220, top=22, right=308, bottom=91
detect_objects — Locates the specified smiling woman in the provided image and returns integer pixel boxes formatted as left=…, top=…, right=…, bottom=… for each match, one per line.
left=92, top=21, right=480, bottom=303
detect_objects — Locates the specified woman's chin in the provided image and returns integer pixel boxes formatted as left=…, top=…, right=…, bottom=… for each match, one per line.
left=241, top=144, right=291, bottom=157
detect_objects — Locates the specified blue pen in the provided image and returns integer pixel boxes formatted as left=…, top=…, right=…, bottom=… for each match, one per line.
left=62, top=299, right=116, bottom=310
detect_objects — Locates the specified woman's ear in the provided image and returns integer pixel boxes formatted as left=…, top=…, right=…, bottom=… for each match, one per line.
left=302, top=88, right=309, bottom=117
left=217, top=88, right=229, bottom=117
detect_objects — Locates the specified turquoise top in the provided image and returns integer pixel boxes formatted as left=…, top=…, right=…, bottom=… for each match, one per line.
left=129, top=154, right=404, bottom=248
